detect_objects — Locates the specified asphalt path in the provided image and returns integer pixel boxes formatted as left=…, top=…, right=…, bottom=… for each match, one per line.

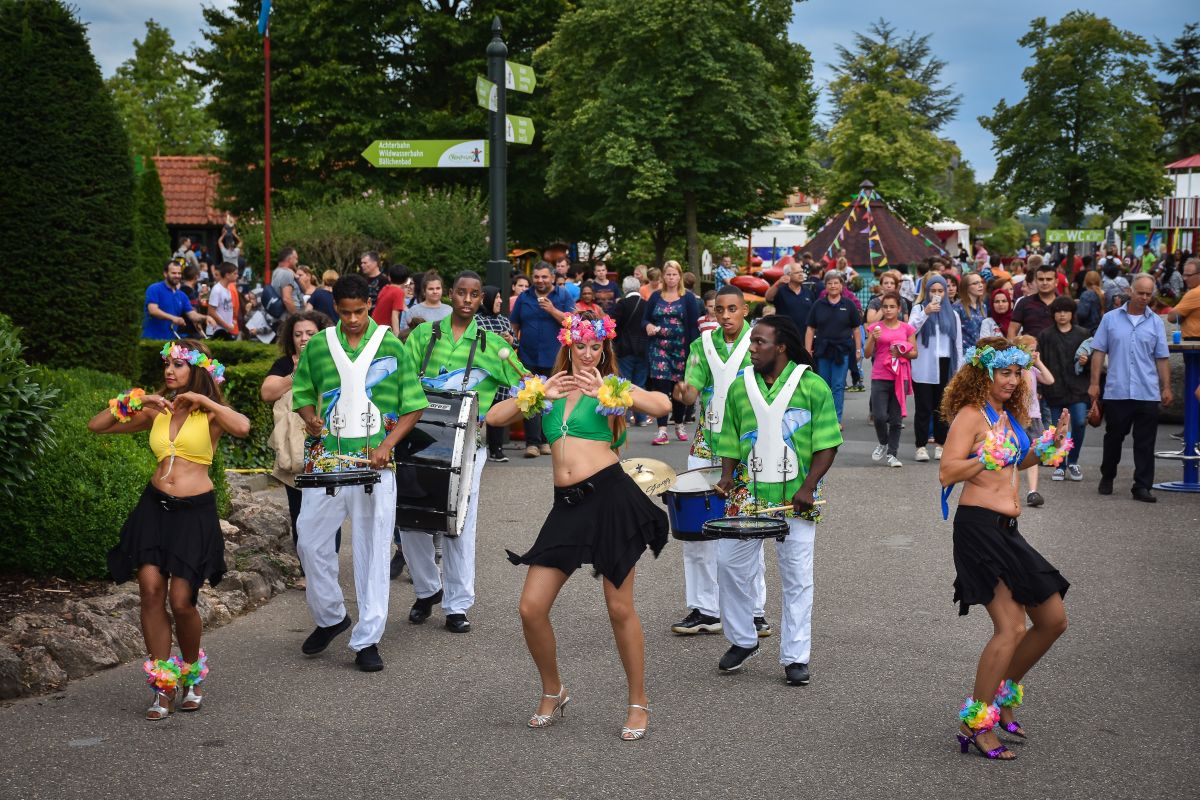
left=2, top=389, right=1197, bottom=800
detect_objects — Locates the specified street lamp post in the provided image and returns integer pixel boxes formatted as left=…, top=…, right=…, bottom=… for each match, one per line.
left=486, top=18, right=510, bottom=307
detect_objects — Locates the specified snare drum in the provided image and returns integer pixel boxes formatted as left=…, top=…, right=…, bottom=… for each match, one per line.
left=394, top=390, right=479, bottom=537
left=662, top=466, right=725, bottom=541
left=701, top=516, right=790, bottom=541
left=295, top=469, right=381, bottom=495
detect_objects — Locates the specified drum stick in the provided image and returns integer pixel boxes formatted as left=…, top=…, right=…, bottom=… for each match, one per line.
left=496, top=346, right=530, bottom=378
left=334, top=454, right=371, bottom=465
left=756, top=501, right=826, bottom=515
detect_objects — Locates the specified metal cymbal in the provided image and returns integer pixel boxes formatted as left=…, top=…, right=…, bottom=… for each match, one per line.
left=619, top=458, right=677, bottom=496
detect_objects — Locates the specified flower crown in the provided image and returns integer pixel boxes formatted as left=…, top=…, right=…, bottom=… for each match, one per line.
left=963, top=344, right=1031, bottom=378
left=557, top=313, right=616, bottom=347
left=160, top=342, right=226, bottom=385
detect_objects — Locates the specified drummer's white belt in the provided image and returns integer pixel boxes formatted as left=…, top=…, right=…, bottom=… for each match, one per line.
left=702, top=327, right=751, bottom=434
left=743, top=364, right=808, bottom=483
left=325, top=324, right=389, bottom=440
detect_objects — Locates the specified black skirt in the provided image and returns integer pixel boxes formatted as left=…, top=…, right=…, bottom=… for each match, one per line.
left=107, top=484, right=228, bottom=605
left=506, top=463, right=669, bottom=588
left=952, top=505, right=1069, bottom=616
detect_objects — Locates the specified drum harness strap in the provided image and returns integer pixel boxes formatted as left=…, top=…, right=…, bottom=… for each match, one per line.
left=419, top=321, right=483, bottom=390
left=744, top=364, right=809, bottom=515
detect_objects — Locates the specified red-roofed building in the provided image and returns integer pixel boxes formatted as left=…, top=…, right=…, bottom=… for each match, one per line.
left=151, top=155, right=228, bottom=263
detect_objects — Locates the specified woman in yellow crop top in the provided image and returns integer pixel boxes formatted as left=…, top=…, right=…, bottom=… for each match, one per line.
left=88, top=340, right=249, bottom=720
left=487, top=312, right=671, bottom=741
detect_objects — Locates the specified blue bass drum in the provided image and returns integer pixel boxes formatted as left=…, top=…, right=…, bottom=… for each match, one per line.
left=662, top=466, right=725, bottom=541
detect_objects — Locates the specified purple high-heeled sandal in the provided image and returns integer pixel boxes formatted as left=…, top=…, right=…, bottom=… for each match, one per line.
left=994, top=679, right=1026, bottom=739
left=957, top=698, right=1014, bottom=761
left=997, top=719, right=1026, bottom=738
left=957, top=727, right=1014, bottom=760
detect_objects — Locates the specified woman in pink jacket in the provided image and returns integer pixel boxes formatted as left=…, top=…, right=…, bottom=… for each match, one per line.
left=864, top=293, right=917, bottom=467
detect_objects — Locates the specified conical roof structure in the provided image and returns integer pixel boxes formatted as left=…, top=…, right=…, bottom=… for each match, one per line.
left=805, top=181, right=947, bottom=269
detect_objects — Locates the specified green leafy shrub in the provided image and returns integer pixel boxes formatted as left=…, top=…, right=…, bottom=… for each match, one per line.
left=0, top=0, right=136, bottom=375
left=134, top=339, right=276, bottom=388
left=0, top=366, right=232, bottom=578
left=0, top=315, right=60, bottom=497
left=217, top=359, right=277, bottom=470
left=239, top=188, right=488, bottom=274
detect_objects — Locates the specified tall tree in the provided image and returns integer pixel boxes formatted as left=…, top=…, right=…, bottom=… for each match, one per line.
left=981, top=12, right=1168, bottom=230
left=133, top=158, right=171, bottom=285
left=828, top=18, right=960, bottom=132
left=543, top=0, right=815, bottom=277
left=106, top=20, right=216, bottom=156
left=814, top=39, right=959, bottom=231
left=0, top=0, right=136, bottom=373
left=1156, top=22, right=1200, bottom=162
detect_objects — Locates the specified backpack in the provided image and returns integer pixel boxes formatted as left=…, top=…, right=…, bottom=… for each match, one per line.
left=260, top=284, right=285, bottom=321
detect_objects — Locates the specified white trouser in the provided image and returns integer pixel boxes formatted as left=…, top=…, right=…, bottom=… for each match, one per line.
left=399, top=446, right=487, bottom=615
left=684, top=455, right=766, bottom=617
left=717, top=517, right=815, bottom=665
left=296, top=471, right=396, bottom=652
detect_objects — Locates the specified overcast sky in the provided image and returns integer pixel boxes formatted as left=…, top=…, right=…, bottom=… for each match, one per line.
left=77, top=1, right=1193, bottom=181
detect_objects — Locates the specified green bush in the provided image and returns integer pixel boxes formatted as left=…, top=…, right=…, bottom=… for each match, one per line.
left=0, top=366, right=233, bottom=578
left=134, top=339, right=277, bottom=388
left=0, top=0, right=136, bottom=375
left=239, top=187, right=488, bottom=274
left=0, top=315, right=60, bottom=497
left=218, top=359, right=277, bottom=470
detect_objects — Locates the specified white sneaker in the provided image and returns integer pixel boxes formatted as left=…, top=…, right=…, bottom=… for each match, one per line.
left=1068, top=465, right=1083, bottom=481
left=1051, top=468, right=1065, bottom=481
left=886, top=455, right=903, bottom=468
left=934, top=445, right=943, bottom=460
left=871, top=444, right=886, bottom=462
left=915, top=447, right=930, bottom=462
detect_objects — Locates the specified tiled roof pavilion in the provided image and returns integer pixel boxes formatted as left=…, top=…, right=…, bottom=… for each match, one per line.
left=151, top=156, right=224, bottom=227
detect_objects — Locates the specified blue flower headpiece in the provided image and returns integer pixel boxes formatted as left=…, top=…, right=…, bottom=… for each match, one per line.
left=963, top=344, right=1031, bottom=378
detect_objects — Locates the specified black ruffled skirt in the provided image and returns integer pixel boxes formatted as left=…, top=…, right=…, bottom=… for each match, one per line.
left=107, top=484, right=227, bottom=605
left=952, top=505, right=1069, bottom=616
left=507, top=463, right=669, bottom=588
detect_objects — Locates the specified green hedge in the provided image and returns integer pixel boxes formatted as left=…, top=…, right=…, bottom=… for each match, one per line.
left=135, top=339, right=277, bottom=388
left=0, top=315, right=59, bottom=497
left=218, top=358, right=277, bottom=469
left=0, top=366, right=231, bottom=579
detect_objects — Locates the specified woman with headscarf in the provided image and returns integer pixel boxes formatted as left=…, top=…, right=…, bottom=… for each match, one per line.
left=979, top=288, right=1013, bottom=341
left=909, top=274, right=962, bottom=462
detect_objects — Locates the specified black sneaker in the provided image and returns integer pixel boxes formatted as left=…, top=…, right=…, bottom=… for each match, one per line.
left=408, top=589, right=443, bottom=624
left=754, top=617, right=773, bottom=638
left=718, top=644, right=759, bottom=673
left=488, top=448, right=509, bottom=463
left=784, top=662, right=810, bottom=686
left=1098, top=478, right=1114, bottom=495
left=671, top=609, right=722, bottom=635
left=301, top=614, right=352, bottom=655
left=1025, top=491, right=1044, bottom=507
left=445, top=613, right=471, bottom=633
left=389, top=549, right=406, bottom=580
left=354, top=644, right=384, bottom=672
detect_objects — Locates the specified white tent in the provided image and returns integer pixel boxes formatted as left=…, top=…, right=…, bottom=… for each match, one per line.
left=931, top=220, right=970, bottom=253
left=734, top=219, right=810, bottom=264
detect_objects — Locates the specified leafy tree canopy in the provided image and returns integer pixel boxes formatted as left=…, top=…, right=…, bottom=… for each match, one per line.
left=980, top=11, right=1169, bottom=226
left=828, top=18, right=960, bottom=132
left=543, top=0, right=816, bottom=275
left=106, top=19, right=216, bottom=156
left=1155, top=21, right=1200, bottom=162
left=813, top=38, right=959, bottom=232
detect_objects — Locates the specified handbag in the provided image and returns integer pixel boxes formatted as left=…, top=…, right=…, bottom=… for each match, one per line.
left=269, top=389, right=307, bottom=474
left=1086, top=398, right=1104, bottom=428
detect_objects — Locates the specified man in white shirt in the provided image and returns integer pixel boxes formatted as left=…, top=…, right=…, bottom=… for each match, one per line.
left=206, top=262, right=240, bottom=339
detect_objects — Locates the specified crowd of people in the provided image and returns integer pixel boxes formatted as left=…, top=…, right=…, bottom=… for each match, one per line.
left=117, top=235, right=1189, bottom=748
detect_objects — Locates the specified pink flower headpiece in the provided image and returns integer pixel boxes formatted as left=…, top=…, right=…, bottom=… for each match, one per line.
left=557, top=313, right=616, bottom=347
left=160, top=342, right=226, bottom=384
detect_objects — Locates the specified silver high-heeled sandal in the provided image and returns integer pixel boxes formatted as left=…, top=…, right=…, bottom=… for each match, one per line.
left=528, top=686, right=570, bottom=728
left=620, top=704, right=651, bottom=741
left=146, top=690, right=174, bottom=721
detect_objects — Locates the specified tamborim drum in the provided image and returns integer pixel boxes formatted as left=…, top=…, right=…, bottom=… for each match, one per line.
left=394, top=390, right=479, bottom=537
left=295, top=468, right=381, bottom=494
left=702, top=516, right=790, bottom=541
left=662, top=466, right=725, bottom=541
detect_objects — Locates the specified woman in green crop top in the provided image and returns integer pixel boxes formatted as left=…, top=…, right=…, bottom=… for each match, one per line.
left=88, top=340, right=249, bottom=720
left=487, top=312, right=671, bottom=741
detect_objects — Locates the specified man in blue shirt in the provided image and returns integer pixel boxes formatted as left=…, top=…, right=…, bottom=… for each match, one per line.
left=510, top=261, right=574, bottom=457
left=1089, top=274, right=1173, bottom=502
left=765, top=263, right=816, bottom=336
left=142, top=259, right=208, bottom=339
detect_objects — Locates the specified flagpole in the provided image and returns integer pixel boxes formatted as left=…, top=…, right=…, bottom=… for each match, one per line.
left=263, top=26, right=272, bottom=285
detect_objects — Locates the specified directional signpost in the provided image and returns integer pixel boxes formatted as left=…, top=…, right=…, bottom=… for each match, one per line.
left=505, top=114, right=535, bottom=145
left=475, top=76, right=497, bottom=112
left=361, top=139, right=487, bottom=168
left=505, top=60, right=536, bottom=93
